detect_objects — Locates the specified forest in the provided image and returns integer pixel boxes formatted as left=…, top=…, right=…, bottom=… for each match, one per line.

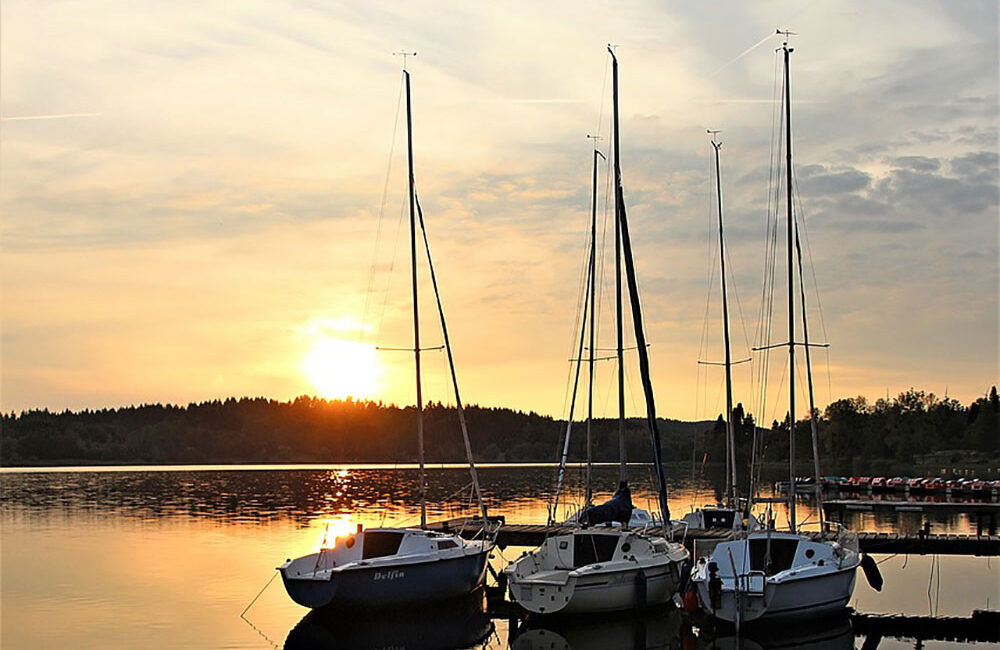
left=1, top=387, right=996, bottom=468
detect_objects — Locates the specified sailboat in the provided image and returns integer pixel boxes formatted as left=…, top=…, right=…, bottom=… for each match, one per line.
left=678, top=132, right=758, bottom=535
left=689, top=34, right=864, bottom=625
left=503, top=47, right=689, bottom=616
left=278, top=60, right=497, bottom=610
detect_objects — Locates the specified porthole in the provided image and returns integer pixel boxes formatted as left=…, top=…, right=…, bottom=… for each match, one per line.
left=621, top=543, right=631, bottom=552
left=805, top=548, right=814, bottom=559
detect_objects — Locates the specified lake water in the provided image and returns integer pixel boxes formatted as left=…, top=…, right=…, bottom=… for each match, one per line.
left=1, top=464, right=997, bottom=649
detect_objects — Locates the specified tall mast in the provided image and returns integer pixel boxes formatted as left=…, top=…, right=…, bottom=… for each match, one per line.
left=613, top=60, right=626, bottom=497
left=609, top=46, right=670, bottom=525
left=587, top=142, right=607, bottom=493
left=782, top=39, right=796, bottom=532
left=585, top=142, right=595, bottom=507
left=404, top=68, right=426, bottom=529
left=710, top=133, right=738, bottom=509
left=549, top=139, right=603, bottom=525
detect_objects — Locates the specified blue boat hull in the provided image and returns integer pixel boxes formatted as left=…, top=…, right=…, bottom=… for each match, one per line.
left=280, top=549, right=490, bottom=609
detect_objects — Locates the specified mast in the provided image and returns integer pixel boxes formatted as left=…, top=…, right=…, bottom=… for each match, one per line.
left=549, top=244, right=592, bottom=524
left=609, top=46, right=670, bottom=525
left=413, top=191, right=489, bottom=523
left=614, top=70, right=626, bottom=499
left=795, top=221, right=825, bottom=529
left=549, top=139, right=603, bottom=525
left=586, top=146, right=595, bottom=506
left=404, top=68, right=426, bottom=529
left=588, top=144, right=607, bottom=491
left=710, top=133, right=738, bottom=509
left=782, top=39, right=796, bottom=532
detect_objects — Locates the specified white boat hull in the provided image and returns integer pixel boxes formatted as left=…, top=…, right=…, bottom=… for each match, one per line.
left=505, top=529, right=688, bottom=616
left=690, top=530, right=860, bottom=624
left=694, top=562, right=857, bottom=623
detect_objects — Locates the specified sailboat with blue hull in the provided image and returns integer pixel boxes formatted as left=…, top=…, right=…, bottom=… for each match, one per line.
left=279, top=59, right=496, bottom=610
left=281, top=528, right=491, bottom=609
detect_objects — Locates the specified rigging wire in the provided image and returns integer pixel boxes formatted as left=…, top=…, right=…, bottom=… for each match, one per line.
left=696, top=143, right=720, bottom=425
left=791, top=175, right=835, bottom=406
left=375, top=181, right=411, bottom=348
left=364, top=74, right=405, bottom=344
left=749, top=49, right=786, bottom=492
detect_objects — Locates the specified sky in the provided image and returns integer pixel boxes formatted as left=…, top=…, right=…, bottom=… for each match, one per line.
left=1, top=0, right=997, bottom=424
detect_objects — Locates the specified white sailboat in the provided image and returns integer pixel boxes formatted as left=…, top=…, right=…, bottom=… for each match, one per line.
left=689, top=33, right=864, bottom=625
left=691, top=32, right=862, bottom=626
left=504, top=47, right=688, bottom=616
left=279, top=60, right=497, bottom=610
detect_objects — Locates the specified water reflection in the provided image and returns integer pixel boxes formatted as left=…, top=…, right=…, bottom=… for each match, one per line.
left=510, top=605, right=684, bottom=650
left=283, top=589, right=494, bottom=649
left=699, top=612, right=854, bottom=650
left=0, top=464, right=983, bottom=535
left=1, top=465, right=995, bottom=650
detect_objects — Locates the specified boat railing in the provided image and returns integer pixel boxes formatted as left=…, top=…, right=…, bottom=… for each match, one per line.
left=824, top=520, right=859, bottom=553
left=457, top=515, right=504, bottom=544
left=670, top=519, right=691, bottom=545
left=693, top=538, right=724, bottom=562
left=739, top=569, right=766, bottom=595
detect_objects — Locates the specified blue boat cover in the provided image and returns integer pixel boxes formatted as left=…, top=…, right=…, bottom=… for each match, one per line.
left=580, top=481, right=633, bottom=526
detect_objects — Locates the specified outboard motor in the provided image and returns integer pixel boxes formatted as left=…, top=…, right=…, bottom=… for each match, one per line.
left=707, top=561, right=722, bottom=611
left=860, top=553, right=883, bottom=591
left=634, top=568, right=647, bottom=608
left=678, top=556, right=693, bottom=596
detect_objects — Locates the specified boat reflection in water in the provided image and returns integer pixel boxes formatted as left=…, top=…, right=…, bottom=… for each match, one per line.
left=511, top=604, right=684, bottom=650
left=699, top=611, right=854, bottom=650
left=282, top=588, right=493, bottom=650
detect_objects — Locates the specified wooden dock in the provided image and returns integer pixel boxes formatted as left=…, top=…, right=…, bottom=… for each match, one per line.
left=427, top=519, right=1000, bottom=556
left=852, top=609, right=1000, bottom=643
left=823, top=499, right=1000, bottom=515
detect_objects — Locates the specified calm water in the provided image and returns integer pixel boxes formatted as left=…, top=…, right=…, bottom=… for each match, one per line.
left=1, top=464, right=997, bottom=649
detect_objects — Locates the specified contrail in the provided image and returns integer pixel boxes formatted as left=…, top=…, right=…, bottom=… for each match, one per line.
left=690, top=99, right=825, bottom=104
left=709, top=3, right=815, bottom=78
left=709, top=32, right=776, bottom=78
left=505, top=99, right=584, bottom=105
left=2, top=112, right=101, bottom=122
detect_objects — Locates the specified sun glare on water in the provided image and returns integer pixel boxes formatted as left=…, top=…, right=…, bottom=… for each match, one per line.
left=304, top=337, right=380, bottom=400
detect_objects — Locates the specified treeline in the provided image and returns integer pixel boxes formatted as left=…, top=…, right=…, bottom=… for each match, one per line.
left=1, top=387, right=996, bottom=467
left=0, top=396, right=705, bottom=466
left=700, top=387, right=999, bottom=470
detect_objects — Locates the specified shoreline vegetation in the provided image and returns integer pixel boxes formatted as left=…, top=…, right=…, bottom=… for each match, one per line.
left=1, top=387, right=996, bottom=474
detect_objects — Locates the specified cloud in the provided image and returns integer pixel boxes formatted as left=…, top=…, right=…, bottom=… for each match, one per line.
left=0, top=0, right=996, bottom=418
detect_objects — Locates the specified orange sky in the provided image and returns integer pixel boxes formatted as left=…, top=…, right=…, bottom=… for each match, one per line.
left=1, top=1, right=997, bottom=422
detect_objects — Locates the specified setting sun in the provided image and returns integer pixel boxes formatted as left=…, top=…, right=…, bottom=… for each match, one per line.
left=304, top=338, right=380, bottom=400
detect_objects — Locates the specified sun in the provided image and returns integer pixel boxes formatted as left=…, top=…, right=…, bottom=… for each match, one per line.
left=304, top=337, right=379, bottom=400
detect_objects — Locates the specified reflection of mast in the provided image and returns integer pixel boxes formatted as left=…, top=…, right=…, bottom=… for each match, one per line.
left=709, top=131, right=738, bottom=510
left=609, top=46, right=670, bottom=525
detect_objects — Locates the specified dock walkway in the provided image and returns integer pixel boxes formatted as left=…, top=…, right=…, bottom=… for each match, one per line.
left=428, top=519, right=1000, bottom=556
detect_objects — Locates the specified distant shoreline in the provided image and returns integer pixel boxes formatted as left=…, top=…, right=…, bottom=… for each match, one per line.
left=3, top=457, right=998, bottom=479
left=3, top=388, right=996, bottom=474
